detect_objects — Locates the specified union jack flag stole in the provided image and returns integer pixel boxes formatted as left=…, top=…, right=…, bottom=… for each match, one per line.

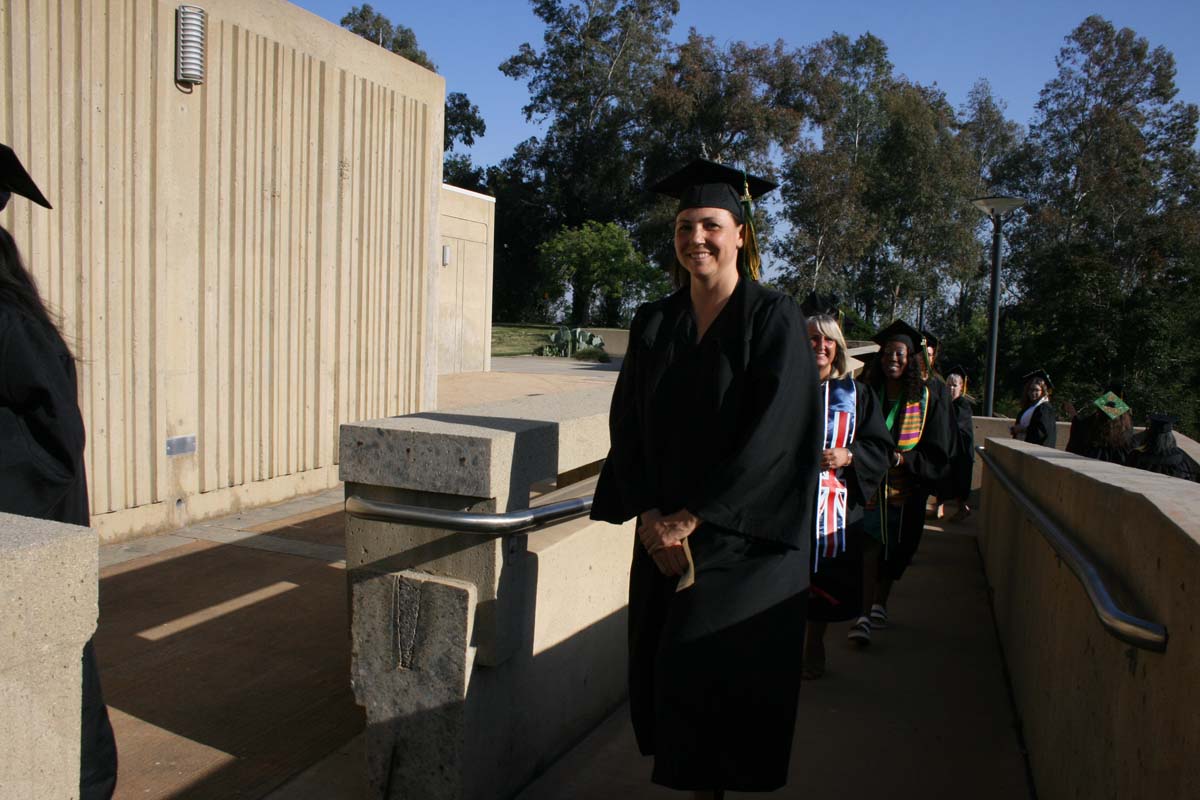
left=814, top=377, right=856, bottom=571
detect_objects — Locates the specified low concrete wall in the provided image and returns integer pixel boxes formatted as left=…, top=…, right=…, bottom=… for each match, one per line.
left=0, top=512, right=98, bottom=797
left=340, top=387, right=631, bottom=799
left=977, top=438, right=1200, bottom=799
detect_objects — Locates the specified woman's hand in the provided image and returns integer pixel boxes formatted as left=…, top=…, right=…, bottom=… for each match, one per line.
left=637, top=508, right=700, bottom=576
left=820, top=447, right=853, bottom=470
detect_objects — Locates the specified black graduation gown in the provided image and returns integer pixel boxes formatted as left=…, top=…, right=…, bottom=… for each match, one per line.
left=948, top=396, right=975, bottom=501
left=869, top=379, right=952, bottom=580
left=0, top=302, right=118, bottom=799
left=1020, top=402, right=1057, bottom=448
left=591, top=279, right=823, bottom=792
left=0, top=304, right=89, bottom=524
left=808, top=379, right=890, bottom=623
left=1128, top=436, right=1199, bottom=481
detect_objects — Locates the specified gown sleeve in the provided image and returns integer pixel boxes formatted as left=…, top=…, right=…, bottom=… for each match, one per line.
left=590, top=306, right=652, bottom=524
left=902, top=381, right=952, bottom=491
left=845, top=381, right=890, bottom=508
left=0, top=309, right=86, bottom=521
left=685, top=296, right=822, bottom=544
left=1026, top=404, right=1057, bottom=447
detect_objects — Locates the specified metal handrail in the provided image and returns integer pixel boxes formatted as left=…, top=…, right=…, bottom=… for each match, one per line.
left=976, top=445, right=1168, bottom=652
left=344, top=494, right=594, bottom=535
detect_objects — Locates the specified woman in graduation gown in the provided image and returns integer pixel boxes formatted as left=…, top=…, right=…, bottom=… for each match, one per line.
left=849, top=321, right=952, bottom=643
left=1, top=144, right=118, bottom=799
left=803, top=313, right=889, bottom=678
left=591, top=159, right=823, bottom=797
left=1065, top=392, right=1134, bottom=465
left=944, top=366, right=975, bottom=520
left=1011, top=370, right=1056, bottom=447
left=1130, top=414, right=1198, bottom=481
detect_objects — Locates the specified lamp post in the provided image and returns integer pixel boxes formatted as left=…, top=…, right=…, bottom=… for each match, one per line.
left=971, top=195, right=1025, bottom=417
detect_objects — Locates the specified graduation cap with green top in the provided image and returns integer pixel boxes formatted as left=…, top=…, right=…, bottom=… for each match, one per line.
left=0, top=144, right=52, bottom=212
left=649, top=158, right=777, bottom=280
left=1092, top=391, right=1131, bottom=420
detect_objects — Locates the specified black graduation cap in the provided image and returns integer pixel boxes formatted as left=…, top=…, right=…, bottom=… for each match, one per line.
left=1147, top=413, right=1176, bottom=434
left=872, top=319, right=925, bottom=351
left=1022, top=369, right=1053, bottom=390
left=921, top=329, right=940, bottom=351
left=0, top=144, right=52, bottom=211
left=649, top=158, right=776, bottom=223
left=947, top=364, right=969, bottom=380
left=800, top=291, right=841, bottom=318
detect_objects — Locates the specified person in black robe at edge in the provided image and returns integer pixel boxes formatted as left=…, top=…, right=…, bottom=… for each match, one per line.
left=0, top=144, right=119, bottom=799
left=590, top=159, right=823, bottom=799
left=920, top=329, right=952, bottom=520
left=848, top=320, right=951, bottom=644
left=1065, top=391, right=1134, bottom=465
left=1130, top=413, right=1198, bottom=481
left=943, top=365, right=976, bottom=521
left=801, top=312, right=890, bottom=679
left=1011, top=369, right=1057, bottom=447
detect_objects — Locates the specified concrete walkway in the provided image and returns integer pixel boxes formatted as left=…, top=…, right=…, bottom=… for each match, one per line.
left=517, top=509, right=1032, bottom=799
left=96, top=357, right=1030, bottom=799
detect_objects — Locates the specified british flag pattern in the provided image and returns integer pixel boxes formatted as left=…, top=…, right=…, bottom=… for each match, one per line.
left=814, top=377, right=856, bottom=572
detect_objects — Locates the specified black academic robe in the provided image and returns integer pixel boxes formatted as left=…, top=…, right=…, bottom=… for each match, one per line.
left=0, top=303, right=89, bottom=524
left=1128, top=436, right=1198, bottom=481
left=868, top=378, right=953, bottom=580
left=1021, top=402, right=1057, bottom=448
left=591, top=278, right=822, bottom=792
left=947, top=395, right=975, bottom=501
left=0, top=301, right=118, bottom=799
left=808, top=379, right=891, bottom=623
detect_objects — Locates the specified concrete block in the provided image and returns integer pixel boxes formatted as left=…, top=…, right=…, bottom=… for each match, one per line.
left=0, top=512, right=98, bottom=799
left=351, top=568, right=476, bottom=799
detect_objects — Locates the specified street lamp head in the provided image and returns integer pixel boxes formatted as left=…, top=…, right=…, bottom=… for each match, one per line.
left=972, top=195, right=1026, bottom=218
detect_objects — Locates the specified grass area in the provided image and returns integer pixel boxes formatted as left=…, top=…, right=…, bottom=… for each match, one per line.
left=492, top=323, right=558, bottom=357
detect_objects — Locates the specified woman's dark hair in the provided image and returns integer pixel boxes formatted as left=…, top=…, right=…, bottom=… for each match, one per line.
left=0, top=225, right=70, bottom=352
left=1022, top=377, right=1051, bottom=405
left=863, top=339, right=927, bottom=402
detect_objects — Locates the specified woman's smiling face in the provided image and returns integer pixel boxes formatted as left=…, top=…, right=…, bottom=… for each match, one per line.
left=674, top=207, right=743, bottom=281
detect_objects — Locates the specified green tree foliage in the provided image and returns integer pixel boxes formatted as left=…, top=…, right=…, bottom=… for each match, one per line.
left=538, top=221, right=667, bottom=327
left=500, top=0, right=679, bottom=323
left=776, top=34, right=981, bottom=328
left=340, top=4, right=435, bottom=69
left=340, top=4, right=487, bottom=175
left=1000, top=15, right=1200, bottom=433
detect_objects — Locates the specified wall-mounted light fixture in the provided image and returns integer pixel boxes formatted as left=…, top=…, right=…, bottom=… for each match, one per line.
left=442, top=245, right=452, bottom=266
left=176, top=5, right=207, bottom=85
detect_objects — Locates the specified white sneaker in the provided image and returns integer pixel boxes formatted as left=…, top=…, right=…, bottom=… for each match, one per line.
left=847, top=616, right=872, bottom=646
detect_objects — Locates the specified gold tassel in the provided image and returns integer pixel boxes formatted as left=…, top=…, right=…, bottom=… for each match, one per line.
left=740, top=175, right=761, bottom=281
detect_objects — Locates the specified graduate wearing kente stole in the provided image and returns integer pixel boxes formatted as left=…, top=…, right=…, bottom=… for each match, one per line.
left=850, top=320, right=951, bottom=643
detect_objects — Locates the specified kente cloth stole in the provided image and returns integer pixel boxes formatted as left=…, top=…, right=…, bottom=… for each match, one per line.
left=814, top=377, right=856, bottom=572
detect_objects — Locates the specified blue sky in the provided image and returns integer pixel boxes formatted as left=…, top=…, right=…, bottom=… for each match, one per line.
left=290, top=0, right=1199, bottom=169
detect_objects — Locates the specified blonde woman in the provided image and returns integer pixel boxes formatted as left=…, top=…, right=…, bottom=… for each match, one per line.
left=803, top=313, right=890, bottom=676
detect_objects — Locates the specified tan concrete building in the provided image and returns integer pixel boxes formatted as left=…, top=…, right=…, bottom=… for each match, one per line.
left=1, top=0, right=494, bottom=542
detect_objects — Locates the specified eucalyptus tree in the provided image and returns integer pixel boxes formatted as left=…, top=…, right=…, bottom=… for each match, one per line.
left=1001, top=15, right=1200, bottom=430
left=500, top=0, right=679, bottom=322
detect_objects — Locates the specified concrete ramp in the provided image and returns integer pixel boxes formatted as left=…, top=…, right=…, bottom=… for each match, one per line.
left=518, top=513, right=1032, bottom=799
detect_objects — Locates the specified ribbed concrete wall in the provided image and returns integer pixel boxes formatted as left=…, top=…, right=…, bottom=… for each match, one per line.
left=0, top=0, right=444, bottom=540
